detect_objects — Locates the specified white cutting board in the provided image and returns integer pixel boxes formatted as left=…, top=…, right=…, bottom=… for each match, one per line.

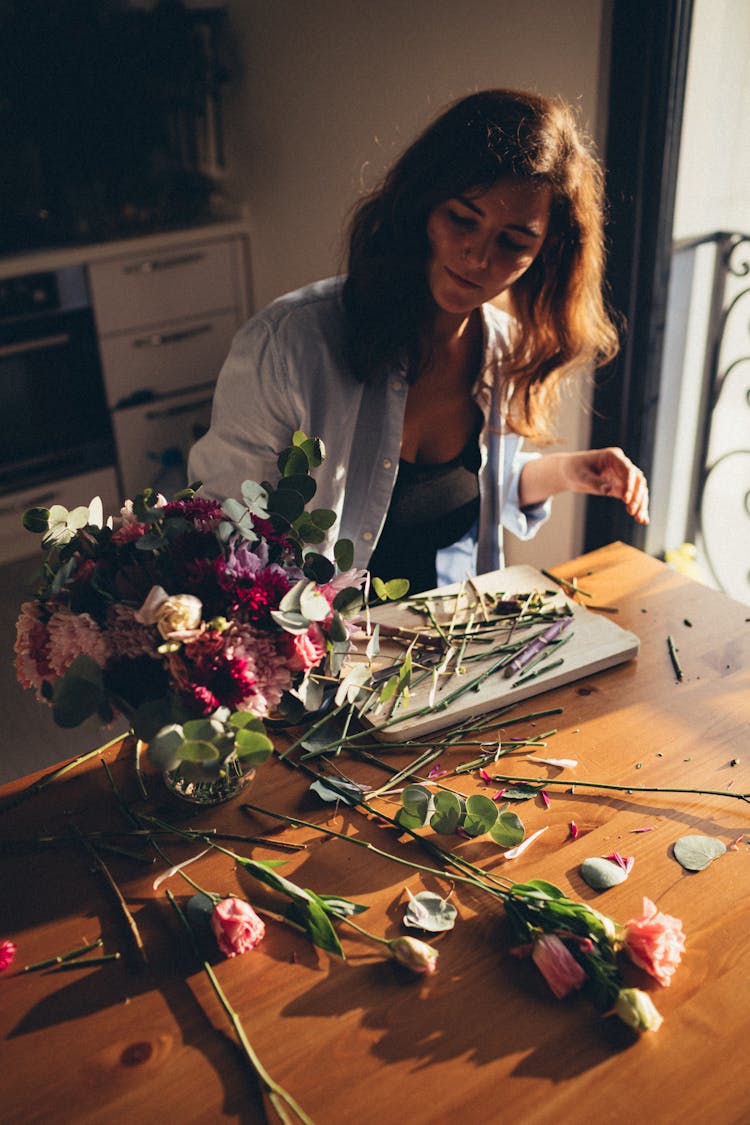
left=360, top=565, right=639, bottom=742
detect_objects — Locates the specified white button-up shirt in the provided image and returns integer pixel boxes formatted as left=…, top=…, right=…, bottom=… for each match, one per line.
left=189, top=277, right=550, bottom=585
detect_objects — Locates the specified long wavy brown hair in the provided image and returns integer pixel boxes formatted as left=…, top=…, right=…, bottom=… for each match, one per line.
left=342, top=88, right=619, bottom=440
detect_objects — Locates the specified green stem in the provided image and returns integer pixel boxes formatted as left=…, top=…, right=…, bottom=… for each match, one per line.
left=23, top=938, right=103, bottom=972
left=488, top=773, right=750, bottom=805
left=166, top=891, right=315, bottom=1125
left=240, top=800, right=513, bottom=896
left=0, top=732, right=125, bottom=811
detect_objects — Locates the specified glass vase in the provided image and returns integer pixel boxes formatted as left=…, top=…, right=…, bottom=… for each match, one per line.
left=163, top=757, right=255, bottom=806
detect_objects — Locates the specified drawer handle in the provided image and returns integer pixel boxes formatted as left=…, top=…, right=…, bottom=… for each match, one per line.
left=123, top=251, right=206, bottom=275
left=0, top=333, right=71, bottom=360
left=133, top=323, right=212, bottom=349
left=0, top=490, right=57, bottom=515
left=145, top=396, right=213, bottom=421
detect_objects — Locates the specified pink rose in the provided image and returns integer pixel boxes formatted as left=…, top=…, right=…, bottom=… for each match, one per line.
left=0, top=940, right=17, bottom=971
left=286, top=623, right=327, bottom=672
left=622, top=897, right=685, bottom=987
left=614, top=987, right=664, bottom=1032
left=531, top=933, right=587, bottom=999
left=210, top=897, right=265, bottom=957
left=389, top=936, right=439, bottom=975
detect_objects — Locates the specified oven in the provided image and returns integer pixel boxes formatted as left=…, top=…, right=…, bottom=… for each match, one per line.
left=0, top=264, right=115, bottom=496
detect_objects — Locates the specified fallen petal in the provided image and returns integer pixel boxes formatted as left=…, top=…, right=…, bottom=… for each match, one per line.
left=632, top=826, right=655, bottom=833
left=501, top=826, right=549, bottom=860
left=153, top=847, right=212, bottom=890
left=540, top=790, right=551, bottom=809
left=527, top=756, right=578, bottom=769
left=569, top=821, right=580, bottom=840
left=479, top=768, right=493, bottom=784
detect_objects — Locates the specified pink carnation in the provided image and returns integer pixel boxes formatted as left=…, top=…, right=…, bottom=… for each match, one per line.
left=106, top=604, right=158, bottom=659
left=46, top=607, right=111, bottom=676
left=531, top=933, right=587, bottom=999
left=622, top=897, right=685, bottom=987
left=286, top=623, right=327, bottom=672
left=211, top=897, right=265, bottom=957
left=0, top=940, right=16, bottom=971
left=230, top=625, right=293, bottom=714
left=14, top=600, right=54, bottom=698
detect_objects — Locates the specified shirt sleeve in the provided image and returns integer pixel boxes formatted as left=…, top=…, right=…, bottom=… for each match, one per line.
left=188, top=314, right=303, bottom=501
left=502, top=448, right=552, bottom=540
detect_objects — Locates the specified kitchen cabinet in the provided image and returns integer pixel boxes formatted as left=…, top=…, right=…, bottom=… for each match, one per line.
left=87, top=227, right=249, bottom=499
left=0, top=222, right=251, bottom=561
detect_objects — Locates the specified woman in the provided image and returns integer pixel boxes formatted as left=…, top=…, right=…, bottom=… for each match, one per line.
left=189, top=88, right=649, bottom=593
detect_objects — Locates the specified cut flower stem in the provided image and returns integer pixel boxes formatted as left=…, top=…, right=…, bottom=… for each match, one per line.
left=488, top=773, right=750, bottom=805
left=166, top=891, right=314, bottom=1125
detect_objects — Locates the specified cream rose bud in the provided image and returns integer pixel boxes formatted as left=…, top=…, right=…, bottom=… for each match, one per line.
left=389, top=936, right=439, bottom=975
left=156, top=594, right=203, bottom=638
left=613, top=987, right=664, bottom=1032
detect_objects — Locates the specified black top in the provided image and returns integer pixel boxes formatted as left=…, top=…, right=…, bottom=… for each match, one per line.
left=367, top=436, right=481, bottom=594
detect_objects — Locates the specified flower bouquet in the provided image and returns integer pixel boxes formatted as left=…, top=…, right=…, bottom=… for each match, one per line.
left=14, top=431, right=402, bottom=799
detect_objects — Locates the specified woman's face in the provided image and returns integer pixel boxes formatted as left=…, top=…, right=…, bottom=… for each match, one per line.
left=425, top=176, right=552, bottom=318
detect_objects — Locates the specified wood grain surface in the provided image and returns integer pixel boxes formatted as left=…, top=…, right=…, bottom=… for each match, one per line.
left=1, top=543, right=749, bottom=1125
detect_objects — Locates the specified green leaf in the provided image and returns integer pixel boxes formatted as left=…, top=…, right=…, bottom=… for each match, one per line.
left=429, top=790, right=464, bottom=835
left=293, top=517, right=325, bottom=544
left=299, top=894, right=344, bottom=957
left=327, top=611, right=349, bottom=643
left=382, top=577, right=409, bottom=600
left=403, top=889, right=458, bottom=932
left=334, top=538, right=354, bottom=571
left=267, top=488, right=305, bottom=522
left=277, top=473, right=316, bottom=502
left=234, top=728, right=273, bottom=764
left=229, top=712, right=266, bottom=732
left=147, top=724, right=186, bottom=771
left=308, top=508, right=336, bottom=531
left=510, top=879, right=566, bottom=900
left=303, top=553, right=335, bottom=584
left=179, top=739, right=221, bottom=764
left=462, top=793, right=499, bottom=837
left=299, top=583, right=331, bottom=622
left=500, top=784, right=542, bottom=802
left=183, top=716, right=224, bottom=743
left=489, top=810, right=525, bottom=847
left=309, top=777, right=363, bottom=805
left=399, top=784, right=433, bottom=827
left=580, top=857, right=629, bottom=892
left=673, top=834, right=727, bottom=872
left=278, top=445, right=309, bottom=477
left=292, top=431, right=324, bottom=468
left=317, top=894, right=368, bottom=918
left=23, top=506, right=50, bottom=534
left=51, top=656, right=106, bottom=728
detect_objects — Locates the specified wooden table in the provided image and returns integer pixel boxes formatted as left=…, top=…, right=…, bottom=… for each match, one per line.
left=2, top=543, right=749, bottom=1124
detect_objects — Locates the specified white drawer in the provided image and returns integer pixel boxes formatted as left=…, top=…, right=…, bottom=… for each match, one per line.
left=0, top=466, right=121, bottom=564
left=89, top=236, right=244, bottom=335
left=98, top=309, right=239, bottom=407
left=113, top=389, right=214, bottom=500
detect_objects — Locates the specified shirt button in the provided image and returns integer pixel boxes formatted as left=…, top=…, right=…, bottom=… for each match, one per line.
left=362, top=530, right=374, bottom=542
left=391, top=378, right=405, bottom=392
left=382, top=458, right=392, bottom=470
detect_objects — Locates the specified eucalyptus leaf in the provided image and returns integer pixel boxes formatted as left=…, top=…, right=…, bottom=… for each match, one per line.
left=309, top=777, right=364, bottom=806
left=308, top=508, right=337, bottom=531
left=299, top=583, right=332, bottom=622
left=673, top=834, right=727, bottom=872
left=278, top=445, right=309, bottom=477
left=22, top=506, right=50, bottom=534
left=580, top=857, right=629, bottom=892
left=267, top=488, right=305, bottom=522
left=332, top=587, right=362, bottom=616
left=303, top=553, right=335, bottom=584
left=399, top=784, right=434, bottom=827
left=234, top=728, right=273, bottom=764
left=147, top=724, right=186, bottom=771
left=462, top=793, right=499, bottom=837
left=277, top=474, right=316, bottom=502
left=179, top=739, right=221, bottom=764
left=334, top=538, right=354, bottom=571
left=429, top=790, right=464, bottom=835
left=51, top=655, right=106, bottom=728
left=500, top=784, right=543, bottom=802
left=404, top=889, right=458, bottom=932
left=489, top=810, right=525, bottom=847
left=270, top=609, right=310, bottom=634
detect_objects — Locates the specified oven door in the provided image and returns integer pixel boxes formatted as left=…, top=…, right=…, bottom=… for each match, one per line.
left=0, top=307, right=114, bottom=494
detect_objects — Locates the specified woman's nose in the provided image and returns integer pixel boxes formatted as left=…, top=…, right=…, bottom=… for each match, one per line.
left=465, top=235, right=492, bottom=269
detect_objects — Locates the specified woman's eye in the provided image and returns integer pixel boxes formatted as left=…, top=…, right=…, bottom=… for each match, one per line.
left=497, top=234, right=530, bottom=254
left=447, top=209, right=475, bottom=229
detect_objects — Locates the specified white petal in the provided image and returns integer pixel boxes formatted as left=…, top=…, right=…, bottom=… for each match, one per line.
left=501, top=826, right=548, bottom=860
left=527, top=756, right=578, bottom=769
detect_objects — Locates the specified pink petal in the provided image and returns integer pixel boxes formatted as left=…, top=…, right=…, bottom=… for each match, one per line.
left=427, top=765, right=447, bottom=779
left=729, top=834, right=745, bottom=851
left=491, top=789, right=506, bottom=803
left=606, top=851, right=635, bottom=873
left=479, top=768, right=493, bottom=784
left=569, top=821, right=580, bottom=840
left=540, top=790, right=551, bottom=809
left=632, top=826, right=655, bottom=833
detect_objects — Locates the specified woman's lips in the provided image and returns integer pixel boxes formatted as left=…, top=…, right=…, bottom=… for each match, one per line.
left=445, top=266, right=481, bottom=289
